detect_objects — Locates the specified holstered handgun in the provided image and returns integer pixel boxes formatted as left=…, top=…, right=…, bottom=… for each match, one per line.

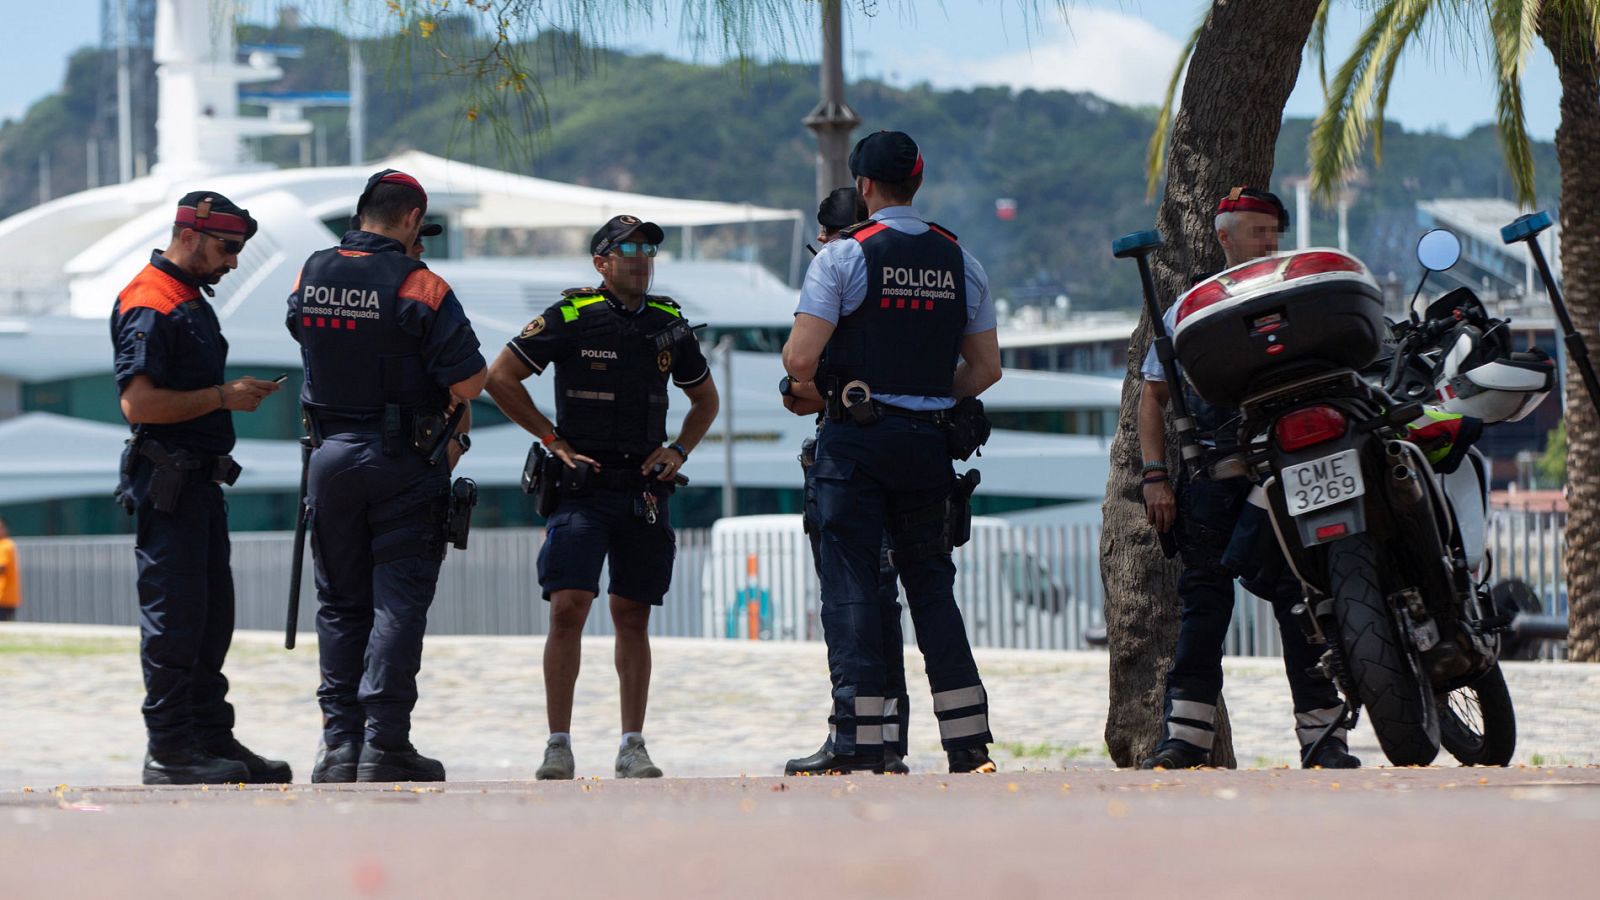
left=948, top=468, right=982, bottom=549
left=523, top=443, right=565, bottom=518
left=445, top=477, right=478, bottom=550
left=114, top=434, right=144, bottom=514
left=141, top=442, right=187, bottom=513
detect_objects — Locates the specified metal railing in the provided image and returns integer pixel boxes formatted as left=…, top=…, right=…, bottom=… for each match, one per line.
left=9, top=511, right=1571, bottom=656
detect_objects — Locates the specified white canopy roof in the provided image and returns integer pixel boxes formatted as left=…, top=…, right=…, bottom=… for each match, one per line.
left=382, top=151, right=800, bottom=230
left=0, top=151, right=802, bottom=325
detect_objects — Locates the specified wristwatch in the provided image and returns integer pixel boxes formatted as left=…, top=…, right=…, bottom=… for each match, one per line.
left=453, top=433, right=472, bottom=454
left=668, top=441, right=689, bottom=461
left=779, top=375, right=794, bottom=397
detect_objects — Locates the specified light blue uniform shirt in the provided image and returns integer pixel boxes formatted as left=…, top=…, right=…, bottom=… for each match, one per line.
left=795, top=206, right=996, bottom=410
left=1140, top=306, right=1181, bottom=382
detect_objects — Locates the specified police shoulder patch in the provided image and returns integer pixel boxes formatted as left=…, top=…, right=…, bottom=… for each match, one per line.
left=657, top=349, right=673, bottom=373
left=521, top=316, right=546, bottom=338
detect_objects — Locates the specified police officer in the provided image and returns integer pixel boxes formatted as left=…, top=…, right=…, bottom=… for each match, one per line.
left=781, top=131, right=1002, bottom=775
left=1138, top=187, right=1359, bottom=770
left=112, top=191, right=291, bottom=785
left=787, top=187, right=911, bottom=776
left=288, top=170, right=487, bottom=783
left=408, top=222, right=442, bottom=260
left=485, top=214, right=719, bottom=780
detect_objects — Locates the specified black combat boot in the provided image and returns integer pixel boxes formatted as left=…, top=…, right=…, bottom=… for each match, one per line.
left=312, top=742, right=363, bottom=784
left=142, top=747, right=250, bottom=785
left=882, top=746, right=911, bottom=775
left=947, top=746, right=997, bottom=774
left=784, top=737, right=888, bottom=775
left=1302, top=739, right=1362, bottom=769
left=357, top=741, right=446, bottom=783
left=203, top=736, right=293, bottom=784
left=1139, top=741, right=1210, bottom=770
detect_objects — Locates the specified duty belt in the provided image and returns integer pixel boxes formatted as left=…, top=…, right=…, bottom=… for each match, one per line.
left=588, top=468, right=666, bottom=493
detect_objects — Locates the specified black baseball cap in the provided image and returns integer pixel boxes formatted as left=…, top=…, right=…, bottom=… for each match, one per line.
left=817, top=187, right=865, bottom=232
left=590, top=214, right=665, bottom=256
left=356, top=168, right=428, bottom=218
left=1217, top=187, right=1289, bottom=233
left=848, top=131, right=923, bottom=182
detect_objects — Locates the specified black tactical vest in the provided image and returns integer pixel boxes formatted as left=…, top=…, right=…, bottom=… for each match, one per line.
left=292, top=241, right=448, bottom=418
left=821, top=222, right=967, bottom=397
left=553, top=291, right=686, bottom=458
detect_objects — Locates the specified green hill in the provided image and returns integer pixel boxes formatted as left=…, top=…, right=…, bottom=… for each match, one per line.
left=0, top=20, right=1561, bottom=310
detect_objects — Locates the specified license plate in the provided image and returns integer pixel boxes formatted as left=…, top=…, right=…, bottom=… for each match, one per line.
left=1282, top=449, right=1365, bottom=516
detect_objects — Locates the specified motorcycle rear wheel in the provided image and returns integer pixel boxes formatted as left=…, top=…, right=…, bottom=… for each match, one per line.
left=1329, top=533, right=1440, bottom=766
left=1438, top=663, right=1516, bottom=766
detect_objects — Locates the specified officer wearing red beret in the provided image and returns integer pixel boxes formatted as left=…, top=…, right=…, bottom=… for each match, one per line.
left=112, top=191, right=290, bottom=784
left=1137, top=187, right=1359, bottom=770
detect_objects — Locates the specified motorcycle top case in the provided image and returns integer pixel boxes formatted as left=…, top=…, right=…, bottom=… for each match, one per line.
left=1172, top=249, right=1386, bottom=407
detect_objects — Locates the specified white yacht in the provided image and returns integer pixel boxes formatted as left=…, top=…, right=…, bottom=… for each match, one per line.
left=0, top=0, right=1120, bottom=533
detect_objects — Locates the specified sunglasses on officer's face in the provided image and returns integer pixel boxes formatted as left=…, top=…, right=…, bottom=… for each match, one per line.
left=194, top=229, right=245, bottom=255
left=609, top=242, right=658, bottom=258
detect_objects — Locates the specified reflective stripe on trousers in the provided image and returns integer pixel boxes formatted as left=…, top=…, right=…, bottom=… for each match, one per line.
left=1295, top=706, right=1348, bottom=747
left=1164, top=698, right=1217, bottom=751
left=932, top=684, right=991, bottom=745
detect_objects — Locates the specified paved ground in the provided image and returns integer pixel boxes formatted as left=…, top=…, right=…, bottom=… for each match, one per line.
left=3, top=623, right=1600, bottom=788
left=3, top=625, right=1599, bottom=897
left=1, top=768, right=1596, bottom=898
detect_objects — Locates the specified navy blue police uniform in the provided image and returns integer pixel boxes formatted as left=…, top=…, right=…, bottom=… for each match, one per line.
left=794, top=131, right=996, bottom=774
left=287, top=173, right=484, bottom=782
left=1140, top=188, right=1355, bottom=770
left=508, top=288, right=709, bottom=605
left=799, top=438, right=910, bottom=766
left=111, top=191, right=290, bottom=784
left=789, top=187, right=911, bottom=773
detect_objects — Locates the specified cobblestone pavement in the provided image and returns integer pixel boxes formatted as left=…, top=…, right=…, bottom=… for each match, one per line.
left=2, top=623, right=1599, bottom=788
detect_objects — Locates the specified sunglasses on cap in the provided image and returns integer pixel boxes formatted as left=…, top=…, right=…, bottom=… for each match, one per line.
left=193, top=229, right=245, bottom=255
left=608, top=242, right=658, bottom=258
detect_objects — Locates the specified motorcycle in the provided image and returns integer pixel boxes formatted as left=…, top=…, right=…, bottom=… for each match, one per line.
left=1117, top=226, right=1554, bottom=767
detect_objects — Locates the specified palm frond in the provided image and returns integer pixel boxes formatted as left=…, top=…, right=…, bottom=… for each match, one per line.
left=1369, top=0, right=1442, bottom=164
left=1308, top=0, right=1334, bottom=97
left=1487, top=0, right=1543, bottom=204
left=1308, top=0, right=1405, bottom=202
left=1143, top=8, right=1207, bottom=201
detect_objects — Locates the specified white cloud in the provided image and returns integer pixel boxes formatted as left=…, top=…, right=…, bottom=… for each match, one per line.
left=888, top=8, right=1185, bottom=108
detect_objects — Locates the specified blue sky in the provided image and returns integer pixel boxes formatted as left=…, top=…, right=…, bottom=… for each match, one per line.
left=7, top=0, right=1563, bottom=145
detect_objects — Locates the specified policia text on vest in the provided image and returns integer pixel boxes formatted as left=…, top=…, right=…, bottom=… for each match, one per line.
left=486, top=213, right=721, bottom=781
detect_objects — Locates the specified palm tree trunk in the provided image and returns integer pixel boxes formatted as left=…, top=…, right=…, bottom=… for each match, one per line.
left=1539, top=7, right=1600, bottom=661
left=1101, top=0, right=1323, bottom=768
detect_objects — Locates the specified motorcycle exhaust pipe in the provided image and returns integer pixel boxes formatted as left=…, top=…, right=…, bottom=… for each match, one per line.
left=1389, top=462, right=1425, bottom=505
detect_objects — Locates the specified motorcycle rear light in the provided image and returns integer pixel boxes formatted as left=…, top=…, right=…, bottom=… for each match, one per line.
left=1228, top=259, right=1281, bottom=287
left=1284, top=251, right=1363, bottom=280
left=1315, top=523, right=1349, bottom=541
left=1176, top=281, right=1230, bottom=324
left=1274, top=405, right=1347, bottom=452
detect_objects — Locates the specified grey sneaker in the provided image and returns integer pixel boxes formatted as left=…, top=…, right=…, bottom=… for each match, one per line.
left=536, top=736, right=575, bottom=781
left=615, top=735, right=663, bottom=778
